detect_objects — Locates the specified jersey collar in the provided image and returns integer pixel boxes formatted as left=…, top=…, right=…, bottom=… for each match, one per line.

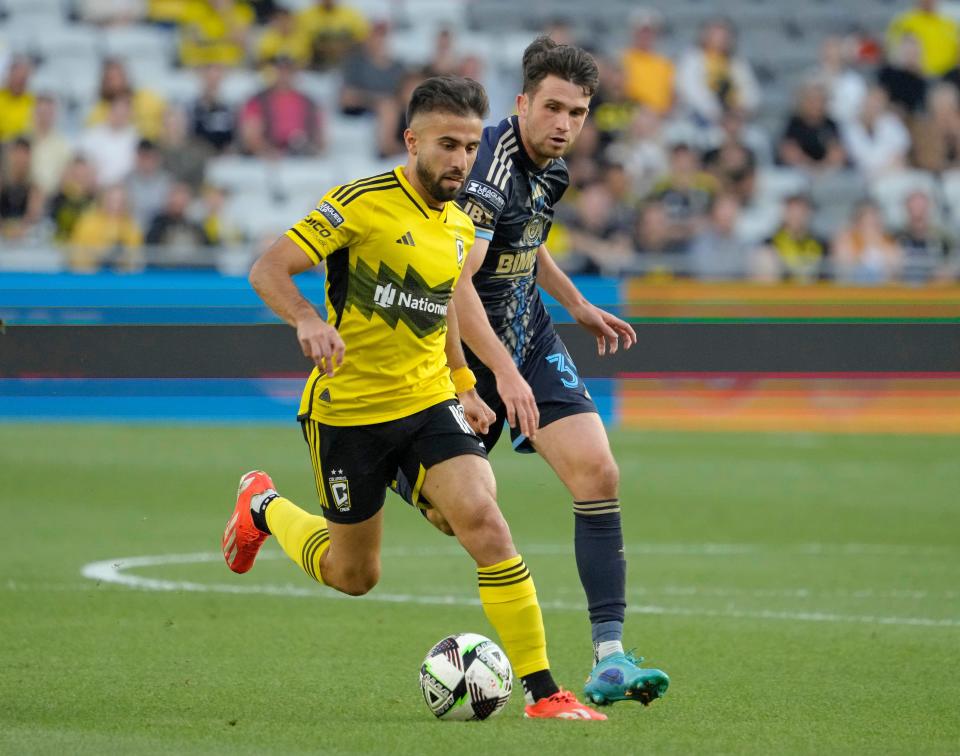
left=394, top=166, right=449, bottom=223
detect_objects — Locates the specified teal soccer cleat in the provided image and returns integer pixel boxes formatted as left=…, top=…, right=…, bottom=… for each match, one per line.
left=584, top=652, right=670, bottom=706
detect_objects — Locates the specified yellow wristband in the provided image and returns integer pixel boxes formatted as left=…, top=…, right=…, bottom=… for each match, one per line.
left=451, top=366, right=477, bottom=394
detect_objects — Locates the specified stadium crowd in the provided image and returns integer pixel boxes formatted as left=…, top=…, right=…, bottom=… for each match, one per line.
left=1, top=0, right=960, bottom=283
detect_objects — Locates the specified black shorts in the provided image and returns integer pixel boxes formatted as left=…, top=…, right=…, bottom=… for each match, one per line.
left=301, top=399, right=487, bottom=524
left=470, top=329, right=598, bottom=454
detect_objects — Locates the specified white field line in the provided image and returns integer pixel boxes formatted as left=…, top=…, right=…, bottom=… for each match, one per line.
left=78, top=550, right=960, bottom=629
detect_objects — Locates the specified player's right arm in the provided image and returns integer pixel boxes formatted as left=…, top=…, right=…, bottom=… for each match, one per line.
left=453, top=236, right=539, bottom=440
left=250, top=191, right=367, bottom=377
left=249, top=236, right=345, bottom=377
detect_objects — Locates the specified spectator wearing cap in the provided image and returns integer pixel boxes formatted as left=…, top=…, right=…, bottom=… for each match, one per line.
left=126, top=139, right=173, bottom=231
left=240, top=56, right=325, bottom=157
left=297, top=0, right=370, bottom=70
left=753, top=194, right=828, bottom=283
left=256, top=8, right=312, bottom=69
left=0, top=57, right=35, bottom=142
left=887, top=0, right=958, bottom=77
left=621, top=8, right=674, bottom=116
left=29, top=95, right=73, bottom=198
left=676, top=17, right=760, bottom=127
left=778, top=80, right=846, bottom=171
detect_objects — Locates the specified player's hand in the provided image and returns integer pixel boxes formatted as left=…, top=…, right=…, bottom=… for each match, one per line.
left=569, top=302, right=637, bottom=356
left=296, top=315, right=345, bottom=376
left=458, top=389, right=496, bottom=435
left=495, top=368, right=539, bottom=441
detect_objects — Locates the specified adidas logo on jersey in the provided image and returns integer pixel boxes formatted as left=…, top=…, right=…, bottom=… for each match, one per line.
left=395, top=231, right=416, bottom=246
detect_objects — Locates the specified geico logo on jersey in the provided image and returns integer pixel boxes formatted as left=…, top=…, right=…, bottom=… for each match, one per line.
left=495, top=248, right=538, bottom=275
left=373, top=283, right=447, bottom=316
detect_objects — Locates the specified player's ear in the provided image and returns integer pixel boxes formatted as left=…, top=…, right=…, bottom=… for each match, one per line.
left=516, top=92, right=528, bottom=118
left=404, top=127, right=418, bottom=155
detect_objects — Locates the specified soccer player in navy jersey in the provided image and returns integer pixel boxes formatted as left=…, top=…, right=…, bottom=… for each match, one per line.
left=396, top=37, right=670, bottom=707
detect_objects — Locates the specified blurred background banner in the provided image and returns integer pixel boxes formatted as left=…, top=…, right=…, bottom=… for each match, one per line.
left=3, top=271, right=958, bottom=431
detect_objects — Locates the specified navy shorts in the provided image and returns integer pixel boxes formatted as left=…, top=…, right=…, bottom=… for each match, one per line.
left=470, top=329, right=598, bottom=454
left=302, top=399, right=487, bottom=524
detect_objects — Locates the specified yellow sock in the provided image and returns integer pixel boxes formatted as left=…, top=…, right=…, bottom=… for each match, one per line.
left=264, top=497, right=330, bottom=584
left=477, top=555, right=550, bottom=678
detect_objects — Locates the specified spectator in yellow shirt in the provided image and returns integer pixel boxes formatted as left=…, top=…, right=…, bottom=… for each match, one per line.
left=179, top=0, right=254, bottom=68
left=69, top=185, right=144, bottom=272
left=0, top=57, right=35, bottom=142
left=621, top=8, right=674, bottom=115
left=86, top=59, right=167, bottom=142
left=296, top=0, right=369, bottom=70
left=888, top=0, right=959, bottom=77
left=255, top=8, right=312, bottom=68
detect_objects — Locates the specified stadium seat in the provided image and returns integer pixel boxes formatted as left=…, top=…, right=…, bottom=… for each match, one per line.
left=0, top=0, right=65, bottom=20
left=101, top=24, right=175, bottom=63
left=0, top=246, right=65, bottom=272
left=327, top=114, right=378, bottom=160
left=756, top=167, right=811, bottom=201
left=206, top=156, right=274, bottom=194
left=736, top=201, right=782, bottom=245
left=809, top=170, right=868, bottom=237
left=274, top=158, right=341, bottom=202
left=32, top=24, right=101, bottom=62
left=219, top=68, right=264, bottom=108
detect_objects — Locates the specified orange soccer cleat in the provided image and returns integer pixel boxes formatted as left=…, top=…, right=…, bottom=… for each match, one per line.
left=524, top=690, right=608, bottom=720
left=222, top=470, right=276, bottom=574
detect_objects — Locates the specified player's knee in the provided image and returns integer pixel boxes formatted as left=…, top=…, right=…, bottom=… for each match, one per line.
left=583, top=455, right=619, bottom=498
left=466, top=502, right=512, bottom=549
left=340, top=562, right=381, bottom=596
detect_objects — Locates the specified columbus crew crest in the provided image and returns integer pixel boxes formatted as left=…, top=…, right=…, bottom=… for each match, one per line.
left=455, top=237, right=465, bottom=266
left=328, top=469, right=351, bottom=512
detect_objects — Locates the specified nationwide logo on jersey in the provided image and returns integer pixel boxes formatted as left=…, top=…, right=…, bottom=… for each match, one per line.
left=347, top=257, right=453, bottom=337
left=328, top=468, right=351, bottom=512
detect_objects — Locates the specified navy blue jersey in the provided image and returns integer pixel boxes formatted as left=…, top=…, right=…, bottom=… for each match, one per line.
left=457, top=115, right=569, bottom=365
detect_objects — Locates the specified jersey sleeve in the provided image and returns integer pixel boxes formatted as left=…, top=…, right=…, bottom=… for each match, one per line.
left=457, top=146, right=513, bottom=242
left=286, top=191, right=367, bottom=265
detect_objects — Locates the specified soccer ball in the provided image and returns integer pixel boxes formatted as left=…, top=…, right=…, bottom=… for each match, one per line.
left=419, top=633, right=512, bottom=721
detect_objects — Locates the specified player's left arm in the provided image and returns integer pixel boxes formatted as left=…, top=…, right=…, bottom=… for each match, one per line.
left=535, top=244, right=636, bottom=356
left=445, top=299, right=496, bottom=435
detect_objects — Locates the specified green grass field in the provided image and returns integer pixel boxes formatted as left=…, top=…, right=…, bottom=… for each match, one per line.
left=3, top=424, right=959, bottom=755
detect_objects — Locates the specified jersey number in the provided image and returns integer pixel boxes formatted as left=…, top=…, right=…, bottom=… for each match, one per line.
left=546, top=352, right=579, bottom=388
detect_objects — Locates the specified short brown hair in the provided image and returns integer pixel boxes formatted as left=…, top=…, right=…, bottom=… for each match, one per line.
left=406, top=75, right=489, bottom=126
left=521, top=35, right=599, bottom=97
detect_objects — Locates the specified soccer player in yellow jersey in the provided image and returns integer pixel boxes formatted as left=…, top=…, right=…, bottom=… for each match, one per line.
left=221, top=75, right=605, bottom=720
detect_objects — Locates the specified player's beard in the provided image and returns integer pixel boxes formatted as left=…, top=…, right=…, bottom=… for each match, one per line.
left=417, top=160, right=464, bottom=204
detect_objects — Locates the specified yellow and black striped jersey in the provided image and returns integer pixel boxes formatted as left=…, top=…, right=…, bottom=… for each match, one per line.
left=286, top=166, right=476, bottom=426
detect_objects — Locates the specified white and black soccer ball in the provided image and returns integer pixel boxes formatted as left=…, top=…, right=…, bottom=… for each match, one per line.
left=419, top=633, right=512, bottom=721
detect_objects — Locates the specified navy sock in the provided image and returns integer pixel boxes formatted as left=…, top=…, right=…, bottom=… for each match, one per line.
left=573, top=499, right=626, bottom=646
